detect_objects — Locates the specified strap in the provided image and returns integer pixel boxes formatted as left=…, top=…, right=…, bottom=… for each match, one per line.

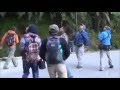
left=6, top=32, right=16, bottom=36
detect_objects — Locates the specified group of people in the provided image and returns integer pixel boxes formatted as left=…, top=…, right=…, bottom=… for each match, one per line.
left=0, top=21, right=114, bottom=78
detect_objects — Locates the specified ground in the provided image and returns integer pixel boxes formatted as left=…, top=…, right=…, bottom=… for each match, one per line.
left=0, top=50, right=120, bottom=78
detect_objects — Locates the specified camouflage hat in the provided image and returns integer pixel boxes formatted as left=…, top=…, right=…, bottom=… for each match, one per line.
left=49, top=24, right=59, bottom=32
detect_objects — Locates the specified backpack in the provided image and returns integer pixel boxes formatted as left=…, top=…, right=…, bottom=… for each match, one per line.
left=6, top=33, right=15, bottom=46
left=24, top=34, right=40, bottom=63
left=74, top=31, right=84, bottom=47
left=45, top=36, right=63, bottom=64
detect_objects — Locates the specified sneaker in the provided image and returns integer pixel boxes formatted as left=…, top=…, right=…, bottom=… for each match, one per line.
left=109, top=65, right=113, bottom=68
left=77, top=65, right=82, bottom=69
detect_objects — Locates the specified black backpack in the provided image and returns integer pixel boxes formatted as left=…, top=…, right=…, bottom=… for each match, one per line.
left=45, top=36, right=63, bottom=64
left=6, top=33, right=15, bottom=46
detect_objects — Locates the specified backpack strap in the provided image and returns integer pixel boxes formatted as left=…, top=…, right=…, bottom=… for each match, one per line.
left=6, top=32, right=16, bottom=37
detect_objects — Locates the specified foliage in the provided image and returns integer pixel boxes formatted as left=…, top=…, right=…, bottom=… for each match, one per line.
left=0, top=12, right=120, bottom=58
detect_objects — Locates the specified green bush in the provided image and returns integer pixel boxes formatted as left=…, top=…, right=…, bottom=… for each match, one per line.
left=0, top=15, right=120, bottom=58
left=111, top=35, right=120, bottom=49
left=88, top=30, right=99, bottom=51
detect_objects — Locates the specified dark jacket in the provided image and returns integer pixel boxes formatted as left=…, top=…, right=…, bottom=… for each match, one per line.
left=40, top=35, right=70, bottom=64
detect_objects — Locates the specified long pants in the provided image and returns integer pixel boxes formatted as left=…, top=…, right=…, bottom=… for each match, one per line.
left=47, top=63, right=67, bottom=78
left=68, top=41, right=75, bottom=52
left=66, top=65, right=73, bottom=78
left=75, top=45, right=84, bottom=66
left=100, top=50, right=113, bottom=69
left=3, top=47, right=17, bottom=68
left=22, top=60, right=39, bottom=78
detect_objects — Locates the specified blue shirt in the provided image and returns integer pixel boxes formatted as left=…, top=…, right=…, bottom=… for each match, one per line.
left=98, top=29, right=111, bottom=45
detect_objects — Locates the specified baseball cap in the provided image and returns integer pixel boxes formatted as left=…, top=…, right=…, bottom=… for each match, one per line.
left=49, top=24, right=59, bottom=34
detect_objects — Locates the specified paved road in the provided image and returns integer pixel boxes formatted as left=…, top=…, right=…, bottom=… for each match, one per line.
left=0, top=50, right=120, bottom=78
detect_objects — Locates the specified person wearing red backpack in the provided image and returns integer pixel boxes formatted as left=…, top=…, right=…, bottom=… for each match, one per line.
left=20, top=24, right=42, bottom=78
left=0, top=26, right=19, bottom=69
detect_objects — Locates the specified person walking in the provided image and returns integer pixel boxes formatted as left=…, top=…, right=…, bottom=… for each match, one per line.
left=73, top=25, right=90, bottom=69
left=0, top=26, right=19, bottom=69
left=59, top=24, right=73, bottom=78
left=98, top=26, right=113, bottom=71
left=20, top=24, right=41, bottom=78
left=40, top=24, right=70, bottom=78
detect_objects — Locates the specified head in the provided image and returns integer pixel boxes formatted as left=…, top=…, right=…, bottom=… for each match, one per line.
left=49, top=24, right=59, bottom=35
left=79, top=25, right=84, bottom=31
left=104, top=26, right=111, bottom=30
left=27, top=24, right=38, bottom=34
left=11, top=26, right=17, bottom=31
left=57, top=27, right=64, bottom=36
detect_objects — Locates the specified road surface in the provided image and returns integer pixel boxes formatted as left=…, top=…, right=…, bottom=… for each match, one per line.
left=0, top=50, right=120, bottom=78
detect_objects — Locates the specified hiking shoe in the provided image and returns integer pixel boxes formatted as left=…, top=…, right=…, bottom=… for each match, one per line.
left=77, top=65, right=82, bottom=69
left=3, top=67, right=9, bottom=69
left=99, top=69, right=103, bottom=71
left=14, top=64, right=18, bottom=67
left=99, top=67, right=104, bottom=71
left=109, top=65, right=113, bottom=68
left=14, top=65, right=18, bottom=67
left=13, top=63, right=18, bottom=67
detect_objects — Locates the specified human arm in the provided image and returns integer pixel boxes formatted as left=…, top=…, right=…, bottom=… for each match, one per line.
left=40, top=38, right=47, bottom=61
left=60, top=38, right=70, bottom=60
left=0, top=33, right=7, bottom=46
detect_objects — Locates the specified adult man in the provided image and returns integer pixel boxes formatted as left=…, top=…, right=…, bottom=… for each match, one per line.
left=74, top=25, right=89, bottom=69
left=40, top=24, right=70, bottom=78
left=98, top=26, right=113, bottom=71
left=0, top=26, right=19, bottom=69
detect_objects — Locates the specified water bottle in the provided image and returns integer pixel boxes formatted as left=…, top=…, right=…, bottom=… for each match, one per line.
left=58, top=45, right=63, bottom=54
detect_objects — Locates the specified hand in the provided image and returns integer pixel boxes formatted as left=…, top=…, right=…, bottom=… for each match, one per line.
left=84, top=46, right=89, bottom=52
